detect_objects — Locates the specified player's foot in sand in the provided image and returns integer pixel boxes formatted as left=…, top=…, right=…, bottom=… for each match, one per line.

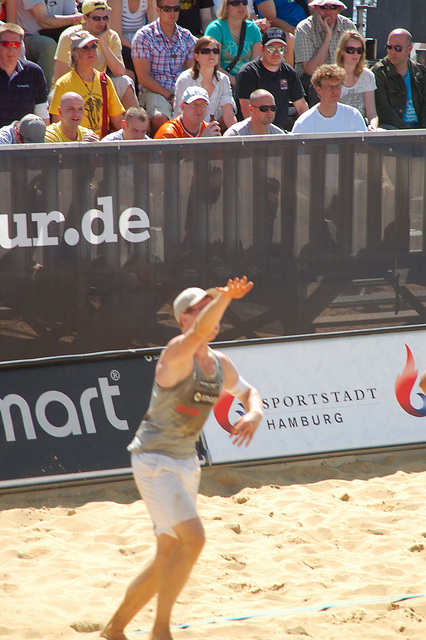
left=100, top=625, right=129, bottom=640
left=150, top=631, right=173, bottom=640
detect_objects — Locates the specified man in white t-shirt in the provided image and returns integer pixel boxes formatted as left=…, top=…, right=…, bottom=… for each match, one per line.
left=224, top=89, right=284, bottom=136
left=291, top=63, right=367, bottom=133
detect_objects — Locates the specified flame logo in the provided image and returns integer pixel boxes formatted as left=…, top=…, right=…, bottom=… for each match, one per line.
left=395, top=345, right=426, bottom=417
left=213, top=391, right=246, bottom=433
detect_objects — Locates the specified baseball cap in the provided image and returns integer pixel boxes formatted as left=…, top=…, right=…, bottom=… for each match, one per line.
left=17, top=114, right=46, bottom=143
left=81, top=0, right=111, bottom=14
left=310, top=0, right=347, bottom=7
left=181, top=86, right=210, bottom=105
left=173, top=287, right=218, bottom=323
left=262, top=28, right=287, bottom=47
left=70, top=30, right=99, bottom=50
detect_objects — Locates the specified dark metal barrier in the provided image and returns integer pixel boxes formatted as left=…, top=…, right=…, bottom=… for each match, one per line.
left=1, top=131, right=426, bottom=362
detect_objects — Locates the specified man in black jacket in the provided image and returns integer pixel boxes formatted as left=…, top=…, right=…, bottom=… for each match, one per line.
left=372, top=28, right=426, bottom=129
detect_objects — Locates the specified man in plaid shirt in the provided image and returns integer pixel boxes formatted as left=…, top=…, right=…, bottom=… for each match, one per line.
left=294, top=0, right=355, bottom=105
left=132, top=0, right=197, bottom=135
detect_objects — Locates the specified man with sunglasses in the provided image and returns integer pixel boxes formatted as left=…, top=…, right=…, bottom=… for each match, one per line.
left=235, top=27, right=307, bottom=129
left=224, top=88, right=283, bottom=135
left=132, top=0, right=197, bottom=135
left=49, top=30, right=125, bottom=137
left=294, top=0, right=355, bottom=106
left=0, top=22, right=49, bottom=128
left=372, top=28, right=426, bottom=130
left=53, top=0, right=138, bottom=108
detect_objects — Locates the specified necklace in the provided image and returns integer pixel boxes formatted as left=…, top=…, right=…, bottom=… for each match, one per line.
left=76, top=71, right=95, bottom=99
left=228, top=21, right=241, bottom=41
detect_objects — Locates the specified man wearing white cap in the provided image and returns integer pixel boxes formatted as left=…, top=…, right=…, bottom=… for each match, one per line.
left=0, top=113, right=46, bottom=144
left=294, top=0, right=356, bottom=105
left=101, top=276, right=263, bottom=640
left=154, top=85, right=221, bottom=137
left=49, top=30, right=125, bottom=137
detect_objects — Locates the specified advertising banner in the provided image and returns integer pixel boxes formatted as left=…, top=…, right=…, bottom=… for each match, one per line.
left=2, top=327, right=426, bottom=488
left=0, top=352, right=159, bottom=488
left=202, top=328, right=426, bottom=464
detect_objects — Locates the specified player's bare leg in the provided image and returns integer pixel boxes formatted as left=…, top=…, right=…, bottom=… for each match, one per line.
left=151, top=517, right=205, bottom=640
left=101, top=534, right=178, bottom=640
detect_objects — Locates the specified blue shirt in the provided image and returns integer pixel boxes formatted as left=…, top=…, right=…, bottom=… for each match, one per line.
left=257, top=0, right=308, bottom=28
left=0, top=60, right=47, bottom=128
left=0, top=122, right=17, bottom=144
left=403, top=71, right=419, bottom=123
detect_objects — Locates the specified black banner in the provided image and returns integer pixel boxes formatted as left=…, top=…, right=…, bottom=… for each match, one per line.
left=0, top=351, right=160, bottom=487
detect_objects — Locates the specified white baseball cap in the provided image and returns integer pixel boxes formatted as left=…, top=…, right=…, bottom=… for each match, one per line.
left=181, top=86, right=210, bottom=105
left=173, top=287, right=217, bottom=323
left=310, top=0, right=346, bottom=8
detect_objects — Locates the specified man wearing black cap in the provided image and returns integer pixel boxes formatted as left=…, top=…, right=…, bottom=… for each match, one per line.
left=234, top=27, right=307, bottom=129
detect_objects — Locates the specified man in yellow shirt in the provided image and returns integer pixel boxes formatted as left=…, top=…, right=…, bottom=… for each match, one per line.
left=49, top=31, right=125, bottom=138
left=53, top=0, right=137, bottom=108
left=45, top=91, right=99, bottom=142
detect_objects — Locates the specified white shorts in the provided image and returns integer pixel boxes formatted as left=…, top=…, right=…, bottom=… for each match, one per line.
left=131, top=452, right=201, bottom=539
left=110, top=74, right=135, bottom=100
left=139, top=88, right=172, bottom=119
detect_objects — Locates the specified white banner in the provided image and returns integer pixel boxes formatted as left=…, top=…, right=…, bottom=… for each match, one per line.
left=203, top=330, right=426, bottom=464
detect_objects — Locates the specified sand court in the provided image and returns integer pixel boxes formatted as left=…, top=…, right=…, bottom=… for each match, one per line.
left=1, top=449, right=426, bottom=639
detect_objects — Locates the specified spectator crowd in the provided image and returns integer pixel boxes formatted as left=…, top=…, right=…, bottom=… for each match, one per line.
left=1, top=0, right=425, bottom=144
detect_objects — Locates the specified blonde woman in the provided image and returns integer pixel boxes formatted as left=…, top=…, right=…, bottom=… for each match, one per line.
left=174, top=36, right=236, bottom=130
left=205, top=0, right=262, bottom=85
left=335, top=29, right=378, bottom=131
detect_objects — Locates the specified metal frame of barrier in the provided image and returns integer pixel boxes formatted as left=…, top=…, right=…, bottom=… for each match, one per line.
left=1, top=131, right=426, bottom=362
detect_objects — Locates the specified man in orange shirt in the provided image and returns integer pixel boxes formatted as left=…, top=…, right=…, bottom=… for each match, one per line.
left=154, top=86, right=221, bottom=138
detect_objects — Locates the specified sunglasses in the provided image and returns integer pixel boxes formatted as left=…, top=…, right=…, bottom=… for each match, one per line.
left=228, top=0, right=248, bottom=6
left=199, top=47, right=220, bottom=54
left=89, top=14, right=109, bottom=20
left=345, top=46, right=364, bottom=55
left=159, top=4, right=180, bottom=10
left=265, top=44, right=286, bottom=54
left=250, top=104, right=277, bottom=112
left=0, top=40, right=21, bottom=48
left=385, top=44, right=405, bottom=52
left=318, top=4, right=340, bottom=9
left=81, top=43, right=98, bottom=50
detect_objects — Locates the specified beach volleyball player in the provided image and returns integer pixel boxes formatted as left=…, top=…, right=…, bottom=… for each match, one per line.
left=101, top=276, right=263, bottom=640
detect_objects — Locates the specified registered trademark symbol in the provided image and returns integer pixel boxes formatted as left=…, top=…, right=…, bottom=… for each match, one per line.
left=110, top=370, right=120, bottom=381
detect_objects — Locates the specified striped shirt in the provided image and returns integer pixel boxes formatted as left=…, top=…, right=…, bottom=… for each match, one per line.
left=294, top=12, right=356, bottom=76
left=131, top=18, right=197, bottom=93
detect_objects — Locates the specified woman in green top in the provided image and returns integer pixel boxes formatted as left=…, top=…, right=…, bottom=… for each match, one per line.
left=205, top=0, right=262, bottom=86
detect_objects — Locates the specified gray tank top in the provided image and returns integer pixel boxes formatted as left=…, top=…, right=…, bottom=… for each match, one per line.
left=128, top=354, right=224, bottom=459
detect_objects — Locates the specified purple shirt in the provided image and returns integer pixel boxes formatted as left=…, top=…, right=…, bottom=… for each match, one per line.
left=131, top=18, right=197, bottom=93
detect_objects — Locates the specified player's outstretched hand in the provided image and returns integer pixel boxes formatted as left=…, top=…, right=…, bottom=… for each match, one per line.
left=216, top=276, right=253, bottom=300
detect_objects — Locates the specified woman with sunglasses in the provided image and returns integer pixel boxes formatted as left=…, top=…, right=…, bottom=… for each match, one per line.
left=204, top=0, right=262, bottom=86
left=335, top=30, right=378, bottom=131
left=174, top=36, right=236, bottom=130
